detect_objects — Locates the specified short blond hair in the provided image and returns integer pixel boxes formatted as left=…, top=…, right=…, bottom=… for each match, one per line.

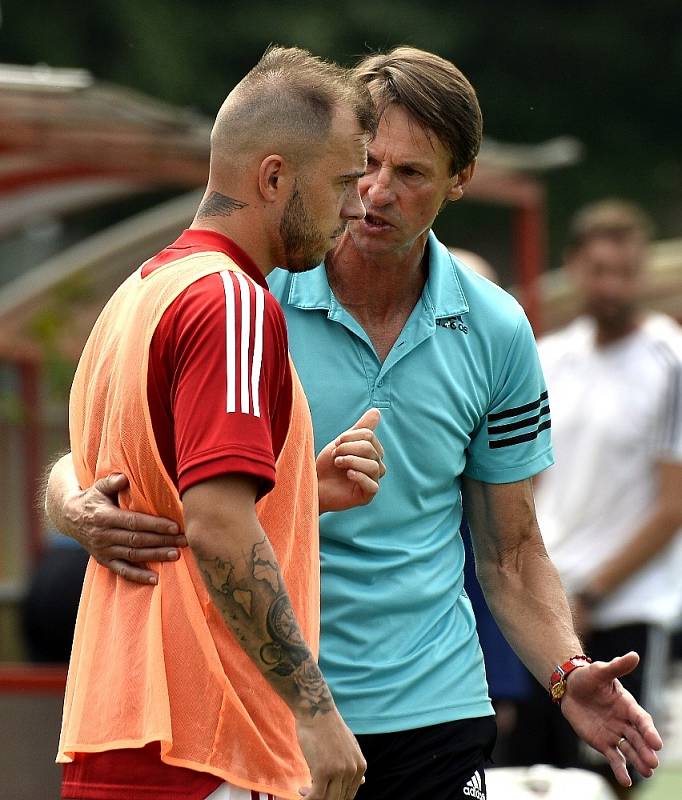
left=212, top=45, right=377, bottom=165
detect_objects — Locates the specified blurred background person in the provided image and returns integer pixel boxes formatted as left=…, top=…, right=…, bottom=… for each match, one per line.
left=508, top=200, right=682, bottom=798
left=20, top=530, right=88, bottom=663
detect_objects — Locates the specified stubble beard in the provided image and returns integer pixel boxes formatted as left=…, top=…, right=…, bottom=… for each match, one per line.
left=279, top=186, right=332, bottom=274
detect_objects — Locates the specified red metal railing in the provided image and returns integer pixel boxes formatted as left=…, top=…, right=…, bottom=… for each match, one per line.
left=0, top=664, right=67, bottom=694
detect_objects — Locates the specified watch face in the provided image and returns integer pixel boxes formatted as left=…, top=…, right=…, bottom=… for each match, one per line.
left=550, top=681, right=565, bottom=702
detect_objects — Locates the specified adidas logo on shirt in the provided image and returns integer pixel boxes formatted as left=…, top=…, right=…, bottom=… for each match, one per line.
left=436, top=314, right=469, bottom=333
left=463, top=770, right=485, bottom=800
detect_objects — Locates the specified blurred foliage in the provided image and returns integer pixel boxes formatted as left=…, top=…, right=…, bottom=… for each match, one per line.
left=0, top=390, right=24, bottom=424
left=26, top=274, right=94, bottom=401
left=1, top=0, right=681, bottom=264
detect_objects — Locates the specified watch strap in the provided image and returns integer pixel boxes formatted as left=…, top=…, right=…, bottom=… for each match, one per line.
left=549, top=654, right=592, bottom=705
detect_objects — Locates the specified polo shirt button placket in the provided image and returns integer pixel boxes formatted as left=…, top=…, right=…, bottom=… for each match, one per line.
left=371, top=374, right=391, bottom=408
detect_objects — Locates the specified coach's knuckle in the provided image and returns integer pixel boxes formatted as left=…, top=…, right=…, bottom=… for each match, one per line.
left=90, top=529, right=107, bottom=550
left=91, top=506, right=107, bottom=526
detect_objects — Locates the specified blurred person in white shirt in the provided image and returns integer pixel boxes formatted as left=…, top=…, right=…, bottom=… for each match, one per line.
left=510, top=199, right=682, bottom=798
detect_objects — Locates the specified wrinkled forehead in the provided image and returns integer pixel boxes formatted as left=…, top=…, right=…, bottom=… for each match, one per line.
left=370, top=102, right=452, bottom=168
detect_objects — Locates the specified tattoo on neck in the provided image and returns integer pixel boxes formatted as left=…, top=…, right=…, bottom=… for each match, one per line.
left=196, top=191, right=248, bottom=219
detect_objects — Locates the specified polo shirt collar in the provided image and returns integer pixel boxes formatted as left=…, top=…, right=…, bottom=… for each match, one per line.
left=423, top=231, right=469, bottom=318
left=286, top=230, right=469, bottom=317
left=170, top=229, right=267, bottom=289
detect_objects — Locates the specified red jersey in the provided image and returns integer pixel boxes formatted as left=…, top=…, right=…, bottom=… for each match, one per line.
left=63, top=230, right=293, bottom=800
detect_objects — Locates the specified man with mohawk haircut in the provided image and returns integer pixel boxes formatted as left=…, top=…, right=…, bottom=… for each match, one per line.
left=51, top=46, right=383, bottom=800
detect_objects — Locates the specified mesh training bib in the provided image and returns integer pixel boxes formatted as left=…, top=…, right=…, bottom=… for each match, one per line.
left=59, top=252, right=319, bottom=800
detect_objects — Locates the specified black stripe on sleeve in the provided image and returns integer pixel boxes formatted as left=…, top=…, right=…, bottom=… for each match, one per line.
left=488, top=419, right=552, bottom=449
left=488, top=404, right=550, bottom=435
left=487, top=390, right=549, bottom=422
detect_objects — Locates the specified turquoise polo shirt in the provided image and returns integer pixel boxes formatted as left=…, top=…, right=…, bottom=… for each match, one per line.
left=267, top=231, right=553, bottom=734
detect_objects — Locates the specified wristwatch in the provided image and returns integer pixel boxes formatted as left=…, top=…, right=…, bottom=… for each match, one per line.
left=549, top=655, right=592, bottom=705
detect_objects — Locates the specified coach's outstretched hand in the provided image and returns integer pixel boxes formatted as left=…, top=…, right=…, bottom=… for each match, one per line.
left=561, top=651, right=662, bottom=788
left=316, top=408, right=386, bottom=513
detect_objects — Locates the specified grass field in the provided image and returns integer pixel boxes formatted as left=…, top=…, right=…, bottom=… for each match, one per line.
left=640, top=767, right=682, bottom=799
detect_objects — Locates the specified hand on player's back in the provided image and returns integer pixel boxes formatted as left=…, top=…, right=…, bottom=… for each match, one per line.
left=64, top=473, right=185, bottom=585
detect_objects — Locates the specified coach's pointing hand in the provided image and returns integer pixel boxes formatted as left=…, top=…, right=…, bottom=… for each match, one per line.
left=317, top=408, right=386, bottom=513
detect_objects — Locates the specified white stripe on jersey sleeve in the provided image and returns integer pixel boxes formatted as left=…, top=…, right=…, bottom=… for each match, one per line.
left=235, top=272, right=252, bottom=414
left=220, top=271, right=236, bottom=413
left=221, top=270, right=266, bottom=417
left=251, top=283, right=265, bottom=418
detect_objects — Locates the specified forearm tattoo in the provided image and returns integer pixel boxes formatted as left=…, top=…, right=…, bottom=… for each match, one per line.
left=198, top=537, right=332, bottom=717
left=195, top=191, right=248, bottom=219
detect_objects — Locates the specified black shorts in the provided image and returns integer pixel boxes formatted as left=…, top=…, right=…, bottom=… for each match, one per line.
left=355, top=716, right=497, bottom=800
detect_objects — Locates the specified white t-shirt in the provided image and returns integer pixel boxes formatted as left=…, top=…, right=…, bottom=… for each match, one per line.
left=536, top=313, right=682, bottom=629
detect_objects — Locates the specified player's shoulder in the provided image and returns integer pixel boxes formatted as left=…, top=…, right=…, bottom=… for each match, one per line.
left=166, top=269, right=286, bottom=341
left=184, top=268, right=281, bottom=309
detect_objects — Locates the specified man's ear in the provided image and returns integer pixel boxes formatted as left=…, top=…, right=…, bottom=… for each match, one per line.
left=446, top=160, right=477, bottom=203
left=258, top=154, right=288, bottom=202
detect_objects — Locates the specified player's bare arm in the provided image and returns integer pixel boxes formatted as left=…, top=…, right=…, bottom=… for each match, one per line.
left=462, top=475, right=662, bottom=787
left=186, top=475, right=330, bottom=709
left=44, top=411, right=386, bottom=584
left=183, top=473, right=366, bottom=800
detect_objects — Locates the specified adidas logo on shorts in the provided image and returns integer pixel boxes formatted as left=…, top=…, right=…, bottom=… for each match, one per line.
left=463, top=769, right=485, bottom=800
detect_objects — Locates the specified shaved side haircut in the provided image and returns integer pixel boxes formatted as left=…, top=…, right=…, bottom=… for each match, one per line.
left=211, top=45, right=377, bottom=167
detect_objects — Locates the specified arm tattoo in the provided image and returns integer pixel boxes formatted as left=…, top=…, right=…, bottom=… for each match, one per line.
left=197, top=537, right=332, bottom=717
left=195, top=191, right=248, bottom=219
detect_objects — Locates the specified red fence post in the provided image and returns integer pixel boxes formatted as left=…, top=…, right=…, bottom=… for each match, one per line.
left=513, top=200, right=546, bottom=335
